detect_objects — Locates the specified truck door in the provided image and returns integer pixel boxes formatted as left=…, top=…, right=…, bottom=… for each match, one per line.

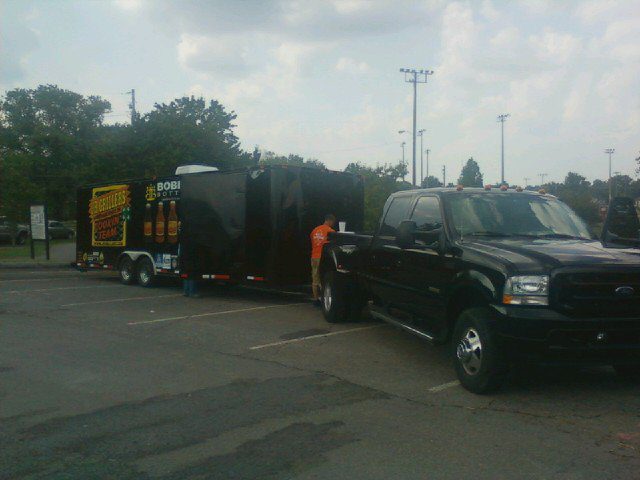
left=402, top=195, right=453, bottom=334
left=363, top=194, right=413, bottom=311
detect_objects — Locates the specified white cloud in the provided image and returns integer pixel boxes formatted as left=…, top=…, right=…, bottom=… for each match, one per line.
left=113, top=0, right=144, bottom=12
left=335, top=57, right=370, bottom=74
left=529, top=30, right=582, bottom=64
left=177, top=34, right=250, bottom=75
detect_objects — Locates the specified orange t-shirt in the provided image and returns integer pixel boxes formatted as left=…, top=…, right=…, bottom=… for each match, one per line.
left=310, top=224, right=335, bottom=259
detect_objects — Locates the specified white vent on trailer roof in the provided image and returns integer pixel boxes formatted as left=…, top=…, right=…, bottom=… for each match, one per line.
left=175, top=165, right=219, bottom=175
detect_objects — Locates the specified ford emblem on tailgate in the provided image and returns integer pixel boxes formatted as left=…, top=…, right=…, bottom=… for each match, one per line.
left=615, top=286, right=635, bottom=297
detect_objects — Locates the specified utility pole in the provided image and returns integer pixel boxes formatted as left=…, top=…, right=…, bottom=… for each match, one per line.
left=400, top=68, right=434, bottom=186
left=523, top=177, right=530, bottom=187
left=605, top=148, right=615, bottom=201
left=497, top=114, right=510, bottom=185
left=401, top=141, right=406, bottom=182
left=539, top=173, right=548, bottom=186
left=126, top=89, right=137, bottom=125
left=425, top=149, right=430, bottom=184
left=442, top=165, right=446, bottom=187
left=418, top=129, right=425, bottom=186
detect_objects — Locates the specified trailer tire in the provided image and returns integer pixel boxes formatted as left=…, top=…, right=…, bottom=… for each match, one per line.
left=321, top=271, right=353, bottom=323
left=119, top=256, right=136, bottom=285
left=137, top=257, right=155, bottom=288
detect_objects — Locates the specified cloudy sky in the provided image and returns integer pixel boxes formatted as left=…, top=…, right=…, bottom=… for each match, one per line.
left=1, top=0, right=639, bottom=184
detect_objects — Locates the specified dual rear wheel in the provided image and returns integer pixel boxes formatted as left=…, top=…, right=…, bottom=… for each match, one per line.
left=119, top=256, right=155, bottom=288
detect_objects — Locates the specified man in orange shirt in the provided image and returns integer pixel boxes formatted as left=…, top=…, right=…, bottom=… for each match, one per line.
left=310, top=214, right=336, bottom=305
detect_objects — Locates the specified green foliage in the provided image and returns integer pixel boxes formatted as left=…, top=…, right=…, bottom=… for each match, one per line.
left=259, top=151, right=325, bottom=169
left=0, top=87, right=251, bottom=222
left=457, top=157, right=483, bottom=187
left=546, top=172, right=599, bottom=225
left=0, top=85, right=111, bottom=220
left=344, top=162, right=411, bottom=231
left=421, top=175, right=442, bottom=188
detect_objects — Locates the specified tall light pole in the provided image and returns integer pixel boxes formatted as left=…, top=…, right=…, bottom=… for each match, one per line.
left=401, top=141, right=407, bottom=182
left=539, top=173, right=548, bottom=186
left=417, top=129, right=425, bottom=186
left=497, top=114, right=510, bottom=185
left=425, top=149, right=431, bottom=185
left=605, top=148, right=615, bottom=200
left=442, top=165, right=446, bottom=187
left=523, top=177, right=530, bottom=187
left=400, top=68, right=434, bottom=186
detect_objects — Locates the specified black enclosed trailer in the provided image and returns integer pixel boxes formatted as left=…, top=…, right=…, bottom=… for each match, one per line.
left=76, top=165, right=364, bottom=288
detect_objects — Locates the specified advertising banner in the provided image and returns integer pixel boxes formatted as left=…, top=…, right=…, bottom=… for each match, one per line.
left=89, top=184, right=131, bottom=246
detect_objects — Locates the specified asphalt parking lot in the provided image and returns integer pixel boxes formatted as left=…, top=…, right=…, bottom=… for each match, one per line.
left=1, top=268, right=640, bottom=479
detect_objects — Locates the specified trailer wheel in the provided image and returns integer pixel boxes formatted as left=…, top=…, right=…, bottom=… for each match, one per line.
left=137, top=257, right=155, bottom=288
left=322, top=271, right=352, bottom=323
left=119, top=256, right=136, bottom=285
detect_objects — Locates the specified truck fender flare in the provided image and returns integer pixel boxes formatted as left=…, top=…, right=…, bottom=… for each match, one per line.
left=452, top=270, right=499, bottom=303
left=118, top=251, right=157, bottom=275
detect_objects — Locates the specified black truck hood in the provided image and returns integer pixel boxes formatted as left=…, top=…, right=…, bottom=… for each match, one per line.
left=464, top=238, right=640, bottom=273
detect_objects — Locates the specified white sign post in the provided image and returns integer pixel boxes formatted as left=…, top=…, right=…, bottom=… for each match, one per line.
left=29, top=205, right=49, bottom=260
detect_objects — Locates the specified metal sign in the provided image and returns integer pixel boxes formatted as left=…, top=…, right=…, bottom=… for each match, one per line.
left=30, top=205, right=46, bottom=240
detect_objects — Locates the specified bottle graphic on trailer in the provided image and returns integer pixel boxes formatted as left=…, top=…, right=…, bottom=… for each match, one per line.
left=167, top=201, right=178, bottom=244
left=155, top=202, right=165, bottom=243
left=143, top=203, right=152, bottom=241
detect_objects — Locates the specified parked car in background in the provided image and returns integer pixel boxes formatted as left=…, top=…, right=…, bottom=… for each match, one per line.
left=0, top=216, right=29, bottom=245
left=48, top=220, right=75, bottom=240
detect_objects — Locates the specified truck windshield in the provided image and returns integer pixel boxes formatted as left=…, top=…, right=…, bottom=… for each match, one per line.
left=446, top=193, right=592, bottom=239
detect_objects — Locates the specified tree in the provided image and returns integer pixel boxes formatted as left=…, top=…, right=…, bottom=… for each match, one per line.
left=0, top=85, right=111, bottom=220
left=421, top=175, right=442, bottom=188
left=457, top=157, right=483, bottom=187
left=258, top=151, right=325, bottom=169
left=548, top=172, right=599, bottom=225
left=344, top=162, right=411, bottom=231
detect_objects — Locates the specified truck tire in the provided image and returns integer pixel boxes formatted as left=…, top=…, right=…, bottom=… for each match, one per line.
left=452, top=307, right=507, bottom=394
left=322, top=271, right=351, bottom=323
left=119, top=256, right=136, bottom=285
left=137, top=257, right=155, bottom=288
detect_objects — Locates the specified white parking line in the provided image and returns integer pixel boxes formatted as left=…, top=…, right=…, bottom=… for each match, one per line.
left=428, top=380, right=460, bottom=393
left=128, top=302, right=308, bottom=326
left=249, top=324, right=386, bottom=350
left=61, top=293, right=183, bottom=307
left=7, top=285, right=123, bottom=294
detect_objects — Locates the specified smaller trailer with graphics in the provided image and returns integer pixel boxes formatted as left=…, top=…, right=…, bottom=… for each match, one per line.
left=76, top=165, right=364, bottom=289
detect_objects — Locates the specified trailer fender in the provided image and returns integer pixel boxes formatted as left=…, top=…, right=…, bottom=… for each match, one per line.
left=118, top=251, right=157, bottom=275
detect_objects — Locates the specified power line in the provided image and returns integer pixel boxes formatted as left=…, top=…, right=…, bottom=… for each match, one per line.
left=400, top=68, right=434, bottom=187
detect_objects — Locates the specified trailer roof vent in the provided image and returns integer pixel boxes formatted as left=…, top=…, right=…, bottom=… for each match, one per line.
left=175, top=165, right=219, bottom=175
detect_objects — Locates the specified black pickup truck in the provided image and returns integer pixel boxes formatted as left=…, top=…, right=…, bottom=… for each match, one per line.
left=319, top=187, right=640, bottom=393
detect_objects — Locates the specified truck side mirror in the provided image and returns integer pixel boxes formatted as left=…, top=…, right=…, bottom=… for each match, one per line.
left=602, top=197, right=640, bottom=248
left=396, top=220, right=417, bottom=249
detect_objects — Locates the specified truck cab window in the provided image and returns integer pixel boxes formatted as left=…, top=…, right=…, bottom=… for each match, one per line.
left=379, top=196, right=412, bottom=236
left=411, top=196, right=442, bottom=231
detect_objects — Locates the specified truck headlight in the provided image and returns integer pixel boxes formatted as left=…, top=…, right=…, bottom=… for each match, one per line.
left=503, top=275, right=549, bottom=306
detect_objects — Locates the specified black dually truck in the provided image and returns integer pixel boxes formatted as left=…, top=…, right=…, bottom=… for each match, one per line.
left=320, top=187, right=640, bottom=393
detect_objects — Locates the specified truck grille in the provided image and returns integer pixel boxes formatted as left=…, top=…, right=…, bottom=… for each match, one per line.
left=552, top=270, right=640, bottom=318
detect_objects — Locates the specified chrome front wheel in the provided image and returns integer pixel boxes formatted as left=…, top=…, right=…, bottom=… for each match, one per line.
left=456, top=327, right=483, bottom=376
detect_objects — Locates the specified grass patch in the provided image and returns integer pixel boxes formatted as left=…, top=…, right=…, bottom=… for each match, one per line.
left=0, top=239, right=73, bottom=261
